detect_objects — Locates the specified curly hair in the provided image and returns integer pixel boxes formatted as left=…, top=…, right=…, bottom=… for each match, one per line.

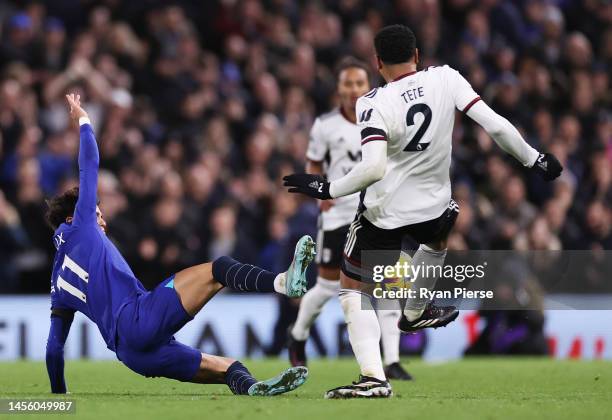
left=45, top=187, right=80, bottom=230
left=374, top=24, right=417, bottom=65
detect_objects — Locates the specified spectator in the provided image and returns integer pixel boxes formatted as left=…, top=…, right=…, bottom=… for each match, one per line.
left=0, top=189, right=28, bottom=291
left=0, top=0, right=609, bottom=296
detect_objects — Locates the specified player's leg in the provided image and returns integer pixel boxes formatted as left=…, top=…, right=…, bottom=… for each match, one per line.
left=172, top=263, right=225, bottom=317
left=117, top=236, right=315, bottom=360
left=325, top=215, right=397, bottom=399
left=339, top=273, right=386, bottom=378
left=174, top=235, right=316, bottom=317
left=376, top=301, right=413, bottom=380
left=288, top=265, right=338, bottom=366
left=210, top=234, right=315, bottom=297
left=192, top=353, right=234, bottom=383
left=402, top=238, right=448, bottom=320
left=117, top=234, right=315, bottom=352
left=288, top=227, right=344, bottom=366
left=194, top=354, right=308, bottom=397
left=116, top=339, right=308, bottom=396
left=399, top=200, right=460, bottom=332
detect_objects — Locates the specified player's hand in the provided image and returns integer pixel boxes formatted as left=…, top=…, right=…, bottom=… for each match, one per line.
left=283, top=173, right=332, bottom=200
left=65, top=93, right=89, bottom=124
left=532, top=153, right=563, bottom=181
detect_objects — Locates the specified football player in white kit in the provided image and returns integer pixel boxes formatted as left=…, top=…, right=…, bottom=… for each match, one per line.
left=284, top=25, right=562, bottom=398
left=287, top=57, right=412, bottom=381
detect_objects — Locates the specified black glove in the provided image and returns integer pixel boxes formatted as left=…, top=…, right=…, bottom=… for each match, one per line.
left=532, top=153, right=563, bottom=181
left=283, top=173, right=332, bottom=200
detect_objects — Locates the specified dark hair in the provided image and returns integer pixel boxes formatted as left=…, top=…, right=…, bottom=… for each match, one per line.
left=45, top=187, right=79, bottom=230
left=334, top=56, right=370, bottom=80
left=374, top=25, right=417, bottom=64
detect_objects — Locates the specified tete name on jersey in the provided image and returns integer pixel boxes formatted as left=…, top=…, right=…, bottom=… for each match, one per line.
left=401, top=86, right=424, bottom=103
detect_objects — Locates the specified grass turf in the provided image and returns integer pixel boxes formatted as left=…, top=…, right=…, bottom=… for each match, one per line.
left=0, top=358, right=609, bottom=420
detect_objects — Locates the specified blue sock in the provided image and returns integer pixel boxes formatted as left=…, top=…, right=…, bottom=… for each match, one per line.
left=212, top=256, right=277, bottom=292
left=225, top=361, right=257, bottom=395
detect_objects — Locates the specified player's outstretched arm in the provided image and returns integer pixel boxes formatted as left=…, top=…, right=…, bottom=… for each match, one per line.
left=465, top=98, right=563, bottom=181
left=283, top=141, right=386, bottom=199
left=284, top=97, right=388, bottom=199
left=447, top=66, right=562, bottom=181
left=329, top=139, right=387, bottom=197
left=45, top=310, right=74, bottom=394
left=66, top=94, right=100, bottom=225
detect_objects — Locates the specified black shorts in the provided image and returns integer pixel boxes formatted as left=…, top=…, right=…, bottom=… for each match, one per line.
left=341, top=199, right=459, bottom=282
left=316, top=224, right=350, bottom=268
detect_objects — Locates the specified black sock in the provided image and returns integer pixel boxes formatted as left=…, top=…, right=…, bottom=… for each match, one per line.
left=225, top=361, right=257, bottom=395
left=212, top=256, right=277, bottom=292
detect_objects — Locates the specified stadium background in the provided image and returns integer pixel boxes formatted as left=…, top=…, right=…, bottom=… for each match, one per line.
left=0, top=0, right=611, bottom=363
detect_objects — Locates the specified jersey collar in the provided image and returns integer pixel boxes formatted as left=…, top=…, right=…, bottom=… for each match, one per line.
left=392, top=71, right=417, bottom=82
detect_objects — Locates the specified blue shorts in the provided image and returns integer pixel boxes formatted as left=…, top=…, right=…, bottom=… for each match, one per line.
left=115, top=276, right=201, bottom=381
left=116, top=338, right=201, bottom=382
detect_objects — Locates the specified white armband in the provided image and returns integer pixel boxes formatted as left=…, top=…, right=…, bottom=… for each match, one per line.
left=78, top=117, right=91, bottom=126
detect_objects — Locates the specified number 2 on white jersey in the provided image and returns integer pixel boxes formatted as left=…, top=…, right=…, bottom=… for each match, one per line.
left=404, top=103, right=432, bottom=152
left=56, top=255, right=89, bottom=303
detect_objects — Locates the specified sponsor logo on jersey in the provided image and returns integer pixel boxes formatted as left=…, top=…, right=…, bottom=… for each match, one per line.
left=347, top=150, right=361, bottom=161
left=359, top=108, right=373, bottom=123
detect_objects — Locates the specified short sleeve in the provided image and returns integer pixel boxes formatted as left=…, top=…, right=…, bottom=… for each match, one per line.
left=306, top=117, right=327, bottom=162
left=445, top=66, right=481, bottom=113
left=356, top=95, right=389, bottom=145
left=356, top=95, right=388, bottom=133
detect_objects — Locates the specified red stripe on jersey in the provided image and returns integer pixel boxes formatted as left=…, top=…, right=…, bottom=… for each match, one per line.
left=342, top=253, right=362, bottom=267
left=462, top=96, right=481, bottom=113
left=392, top=71, right=417, bottom=82
left=361, top=136, right=387, bottom=145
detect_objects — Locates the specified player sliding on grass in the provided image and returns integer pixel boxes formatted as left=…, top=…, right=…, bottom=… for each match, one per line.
left=45, top=94, right=316, bottom=396
left=284, top=24, right=562, bottom=398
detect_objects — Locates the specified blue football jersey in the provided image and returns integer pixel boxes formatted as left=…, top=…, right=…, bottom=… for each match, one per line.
left=49, top=122, right=146, bottom=351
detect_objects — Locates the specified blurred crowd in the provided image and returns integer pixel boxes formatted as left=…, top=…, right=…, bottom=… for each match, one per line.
left=0, top=0, right=610, bottom=294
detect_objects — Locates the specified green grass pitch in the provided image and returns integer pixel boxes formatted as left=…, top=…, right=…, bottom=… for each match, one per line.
left=0, top=358, right=609, bottom=420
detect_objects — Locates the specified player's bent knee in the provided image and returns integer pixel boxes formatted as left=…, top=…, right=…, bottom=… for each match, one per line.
left=173, top=262, right=225, bottom=316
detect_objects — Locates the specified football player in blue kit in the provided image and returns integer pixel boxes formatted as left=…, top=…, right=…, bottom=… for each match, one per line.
left=46, top=94, right=316, bottom=396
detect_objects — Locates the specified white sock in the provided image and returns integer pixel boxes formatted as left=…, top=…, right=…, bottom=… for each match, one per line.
left=339, top=289, right=386, bottom=381
left=273, top=273, right=286, bottom=294
left=291, top=277, right=339, bottom=341
left=377, top=307, right=401, bottom=366
left=404, top=244, right=447, bottom=321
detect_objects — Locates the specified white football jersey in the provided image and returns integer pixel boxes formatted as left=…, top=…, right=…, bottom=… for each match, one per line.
left=356, top=65, right=481, bottom=229
left=306, top=108, right=362, bottom=231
